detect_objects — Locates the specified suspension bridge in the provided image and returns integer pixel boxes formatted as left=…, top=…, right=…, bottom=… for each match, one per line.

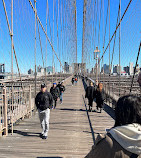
left=0, top=0, right=141, bottom=157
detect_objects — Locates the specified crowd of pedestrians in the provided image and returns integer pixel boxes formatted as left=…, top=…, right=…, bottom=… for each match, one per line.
left=34, top=73, right=141, bottom=158
left=72, top=75, right=78, bottom=86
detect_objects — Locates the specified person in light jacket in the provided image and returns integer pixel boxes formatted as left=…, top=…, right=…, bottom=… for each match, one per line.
left=85, top=95, right=141, bottom=158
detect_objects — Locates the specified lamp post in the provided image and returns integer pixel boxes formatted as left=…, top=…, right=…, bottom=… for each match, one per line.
left=94, top=46, right=100, bottom=85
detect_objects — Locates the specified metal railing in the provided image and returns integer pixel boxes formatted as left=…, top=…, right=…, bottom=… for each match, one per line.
left=0, top=75, right=72, bottom=136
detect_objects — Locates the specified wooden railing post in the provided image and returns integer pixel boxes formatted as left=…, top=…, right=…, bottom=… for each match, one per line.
left=3, top=87, right=8, bottom=136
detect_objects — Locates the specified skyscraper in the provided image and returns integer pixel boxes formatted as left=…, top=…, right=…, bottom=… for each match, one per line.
left=129, top=62, right=133, bottom=75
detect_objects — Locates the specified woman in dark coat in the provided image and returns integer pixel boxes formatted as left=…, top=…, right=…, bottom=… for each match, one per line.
left=95, top=83, right=104, bottom=113
left=85, top=82, right=96, bottom=112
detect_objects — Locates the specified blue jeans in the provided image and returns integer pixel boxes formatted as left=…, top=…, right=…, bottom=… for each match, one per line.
left=60, top=92, right=63, bottom=102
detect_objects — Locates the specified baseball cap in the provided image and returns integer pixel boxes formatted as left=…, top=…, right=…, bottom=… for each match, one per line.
left=41, top=83, right=46, bottom=88
left=53, top=83, right=56, bottom=85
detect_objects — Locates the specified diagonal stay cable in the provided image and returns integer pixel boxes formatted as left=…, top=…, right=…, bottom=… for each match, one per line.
left=100, top=0, right=133, bottom=62
left=130, top=41, right=141, bottom=93
left=2, top=0, right=24, bottom=91
left=111, top=3, right=120, bottom=69
left=37, top=19, right=44, bottom=68
left=28, top=0, right=64, bottom=69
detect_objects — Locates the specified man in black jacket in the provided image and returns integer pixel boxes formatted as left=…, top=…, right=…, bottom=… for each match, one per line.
left=85, top=81, right=96, bottom=112
left=57, top=82, right=65, bottom=104
left=35, top=83, right=53, bottom=139
left=50, top=83, right=60, bottom=109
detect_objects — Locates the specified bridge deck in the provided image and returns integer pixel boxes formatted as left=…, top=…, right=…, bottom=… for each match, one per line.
left=0, top=80, right=114, bottom=158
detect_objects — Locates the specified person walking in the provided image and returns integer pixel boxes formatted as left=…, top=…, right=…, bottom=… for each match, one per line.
left=50, top=83, right=60, bottom=109
left=95, top=83, right=104, bottom=113
left=75, top=77, right=78, bottom=86
left=85, top=81, right=96, bottom=112
left=35, top=83, right=53, bottom=139
left=57, top=82, right=61, bottom=98
left=59, top=82, right=65, bottom=104
left=85, top=95, right=141, bottom=158
left=57, top=82, right=61, bottom=88
left=72, top=77, right=75, bottom=86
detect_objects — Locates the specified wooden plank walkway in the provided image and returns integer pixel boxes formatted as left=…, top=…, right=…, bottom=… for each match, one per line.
left=0, top=80, right=114, bottom=158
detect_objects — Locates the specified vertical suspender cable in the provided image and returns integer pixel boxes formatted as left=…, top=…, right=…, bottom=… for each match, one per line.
left=60, top=0, right=62, bottom=81
left=94, top=0, right=98, bottom=51
left=100, top=0, right=133, bottom=62
left=52, top=0, right=54, bottom=83
left=11, top=0, right=14, bottom=135
left=45, top=0, right=48, bottom=84
left=55, top=0, right=57, bottom=82
left=75, top=0, right=77, bottom=65
left=11, top=0, right=13, bottom=83
left=57, top=0, right=61, bottom=82
left=102, top=0, right=104, bottom=84
left=34, top=0, right=37, bottom=97
left=92, top=0, right=95, bottom=78
left=28, top=0, right=64, bottom=70
left=98, top=0, right=102, bottom=81
left=62, top=0, right=64, bottom=72
left=119, top=0, right=121, bottom=97
left=108, top=0, right=111, bottom=103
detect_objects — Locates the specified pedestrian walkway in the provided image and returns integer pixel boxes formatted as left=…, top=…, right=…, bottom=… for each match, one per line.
left=0, top=80, right=114, bottom=158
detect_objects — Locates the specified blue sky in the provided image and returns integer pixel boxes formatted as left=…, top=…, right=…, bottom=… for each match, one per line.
left=0, top=0, right=141, bottom=74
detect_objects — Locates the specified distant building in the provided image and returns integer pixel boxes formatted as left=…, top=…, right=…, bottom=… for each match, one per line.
left=129, top=62, right=134, bottom=75
left=28, top=69, right=34, bottom=75
left=69, top=65, right=73, bottom=73
left=94, top=64, right=97, bottom=74
left=86, top=69, right=89, bottom=73
left=73, top=63, right=86, bottom=74
left=44, top=66, right=55, bottom=74
left=94, top=63, right=100, bottom=75
left=123, top=66, right=129, bottom=74
left=0, top=64, right=5, bottom=74
left=0, top=64, right=5, bottom=79
left=101, top=64, right=109, bottom=74
left=64, top=62, right=69, bottom=73
left=113, top=64, right=122, bottom=74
